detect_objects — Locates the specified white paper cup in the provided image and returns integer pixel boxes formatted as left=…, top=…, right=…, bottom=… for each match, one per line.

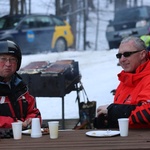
left=48, top=121, right=59, bottom=139
left=118, top=118, right=129, bottom=137
left=11, top=122, right=22, bottom=140
left=31, top=118, right=42, bottom=138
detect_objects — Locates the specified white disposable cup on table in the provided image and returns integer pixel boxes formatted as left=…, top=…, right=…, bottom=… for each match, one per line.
left=31, top=118, right=42, bottom=138
left=11, top=122, right=22, bottom=140
left=48, top=121, right=59, bottom=139
left=118, top=118, right=129, bottom=137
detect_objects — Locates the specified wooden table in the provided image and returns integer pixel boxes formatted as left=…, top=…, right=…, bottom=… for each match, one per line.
left=1, top=129, right=150, bottom=150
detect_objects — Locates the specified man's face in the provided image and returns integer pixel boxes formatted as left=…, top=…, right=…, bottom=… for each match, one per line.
left=117, top=40, right=147, bottom=73
left=0, top=54, right=18, bottom=81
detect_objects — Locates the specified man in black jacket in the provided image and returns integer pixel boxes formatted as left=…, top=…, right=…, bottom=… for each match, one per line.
left=0, top=40, right=41, bottom=128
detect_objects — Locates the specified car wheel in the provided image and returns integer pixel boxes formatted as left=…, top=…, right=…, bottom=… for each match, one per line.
left=54, top=38, right=67, bottom=52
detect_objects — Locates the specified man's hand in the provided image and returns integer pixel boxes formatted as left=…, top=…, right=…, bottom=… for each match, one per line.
left=97, top=104, right=109, bottom=117
left=18, top=118, right=32, bottom=129
left=23, top=118, right=32, bottom=128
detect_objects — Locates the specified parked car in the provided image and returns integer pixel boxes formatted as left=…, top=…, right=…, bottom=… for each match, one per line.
left=0, top=14, right=74, bottom=54
left=106, top=6, right=150, bottom=49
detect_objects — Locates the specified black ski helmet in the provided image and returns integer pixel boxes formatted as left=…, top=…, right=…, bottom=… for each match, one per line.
left=0, top=40, right=22, bottom=71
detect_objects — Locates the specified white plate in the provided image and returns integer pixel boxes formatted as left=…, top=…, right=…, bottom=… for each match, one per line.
left=22, top=129, right=31, bottom=134
left=22, top=128, right=49, bottom=135
left=86, top=130, right=120, bottom=137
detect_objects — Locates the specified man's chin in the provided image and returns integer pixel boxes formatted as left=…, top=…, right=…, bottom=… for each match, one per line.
left=123, top=67, right=131, bottom=72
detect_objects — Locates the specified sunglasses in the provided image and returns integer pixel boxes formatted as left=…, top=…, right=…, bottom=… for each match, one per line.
left=116, top=50, right=142, bottom=59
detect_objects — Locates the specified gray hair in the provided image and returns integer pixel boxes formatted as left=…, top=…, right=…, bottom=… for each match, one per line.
left=120, top=36, right=147, bottom=51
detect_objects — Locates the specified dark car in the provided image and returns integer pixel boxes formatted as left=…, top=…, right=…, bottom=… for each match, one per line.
left=0, top=14, right=74, bottom=54
left=106, top=6, right=150, bottom=49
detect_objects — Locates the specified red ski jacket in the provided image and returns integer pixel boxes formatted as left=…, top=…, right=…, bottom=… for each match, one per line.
left=109, top=60, right=150, bottom=128
left=0, top=73, right=41, bottom=128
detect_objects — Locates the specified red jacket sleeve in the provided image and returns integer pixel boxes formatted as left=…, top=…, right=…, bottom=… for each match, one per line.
left=23, top=92, right=42, bottom=123
left=129, top=103, right=150, bottom=128
left=0, top=116, right=15, bottom=128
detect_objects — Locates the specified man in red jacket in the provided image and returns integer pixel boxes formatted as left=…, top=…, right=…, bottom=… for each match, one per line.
left=95, top=36, right=150, bottom=129
left=0, top=40, right=41, bottom=129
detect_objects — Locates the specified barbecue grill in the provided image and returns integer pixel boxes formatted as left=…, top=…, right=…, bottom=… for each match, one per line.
left=19, top=60, right=81, bottom=129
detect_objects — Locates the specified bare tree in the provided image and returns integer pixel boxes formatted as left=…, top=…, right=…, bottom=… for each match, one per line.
left=20, top=0, right=25, bottom=14
left=88, top=0, right=95, bottom=11
left=10, top=0, right=18, bottom=15
left=134, top=0, right=138, bottom=6
left=55, top=0, right=61, bottom=16
left=69, top=0, right=77, bottom=49
left=9, top=0, right=26, bottom=15
left=62, top=0, right=71, bottom=20
left=114, top=0, right=127, bottom=12
left=28, top=0, right=31, bottom=14
left=83, top=0, right=87, bottom=50
left=95, top=0, right=100, bottom=51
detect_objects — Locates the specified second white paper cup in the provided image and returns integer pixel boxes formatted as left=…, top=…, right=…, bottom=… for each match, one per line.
left=48, top=121, right=59, bottom=139
left=118, top=118, right=129, bottom=137
left=31, top=118, right=42, bottom=138
left=11, top=122, right=22, bottom=140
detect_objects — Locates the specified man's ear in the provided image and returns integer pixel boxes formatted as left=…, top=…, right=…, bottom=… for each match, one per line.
left=140, top=50, right=148, bottom=60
